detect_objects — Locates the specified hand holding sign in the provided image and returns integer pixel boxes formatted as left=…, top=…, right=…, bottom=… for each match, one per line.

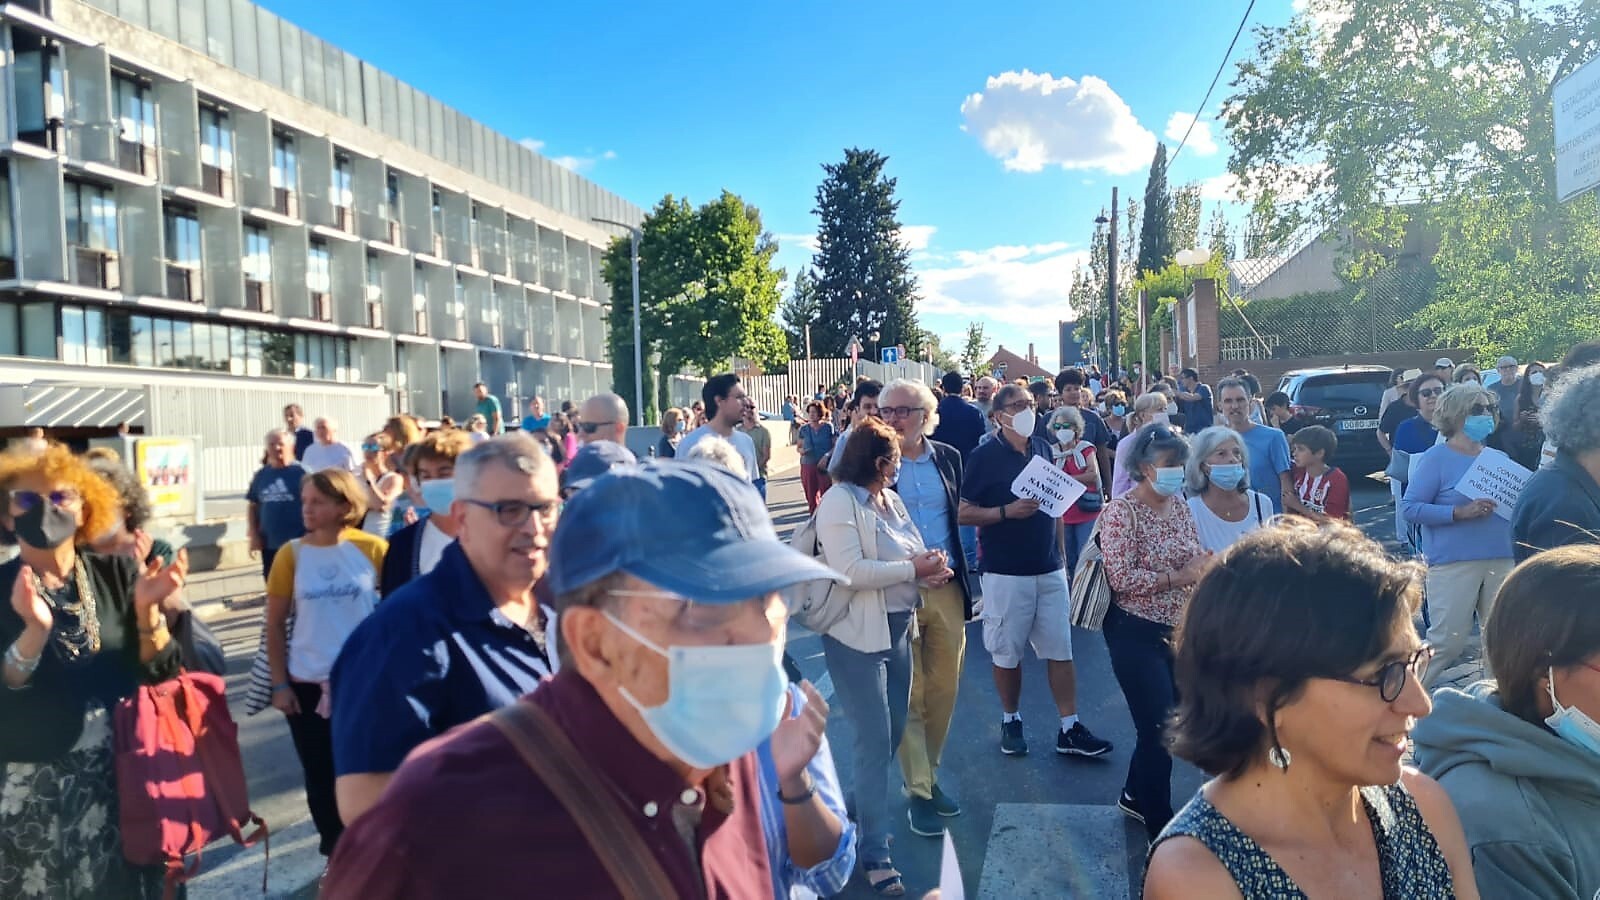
left=1009, top=456, right=1087, bottom=518
left=1455, top=449, right=1531, bottom=521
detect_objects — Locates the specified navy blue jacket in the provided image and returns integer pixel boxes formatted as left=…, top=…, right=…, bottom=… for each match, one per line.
left=932, top=396, right=986, bottom=461
left=1512, top=451, right=1600, bottom=562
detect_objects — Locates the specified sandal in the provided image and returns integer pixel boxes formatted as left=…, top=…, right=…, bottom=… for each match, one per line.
left=863, top=859, right=905, bottom=896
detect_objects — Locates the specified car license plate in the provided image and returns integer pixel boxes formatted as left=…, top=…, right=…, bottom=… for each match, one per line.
left=1340, top=418, right=1379, bottom=431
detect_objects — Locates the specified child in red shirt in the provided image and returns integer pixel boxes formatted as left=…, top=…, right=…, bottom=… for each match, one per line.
left=1289, top=425, right=1350, bottom=520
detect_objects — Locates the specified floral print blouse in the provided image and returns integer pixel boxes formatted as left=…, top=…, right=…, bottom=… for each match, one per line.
left=1099, top=493, right=1203, bottom=626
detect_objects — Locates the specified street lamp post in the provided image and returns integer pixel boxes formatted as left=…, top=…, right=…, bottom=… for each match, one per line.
left=592, top=217, right=644, bottom=427
left=846, top=334, right=864, bottom=384
left=1095, top=186, right=1120, bottom=379
left=869, top=329, right=881, bottom=365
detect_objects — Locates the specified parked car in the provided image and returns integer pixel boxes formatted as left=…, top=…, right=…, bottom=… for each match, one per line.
left=1275, top=365, right=1393, bottom=475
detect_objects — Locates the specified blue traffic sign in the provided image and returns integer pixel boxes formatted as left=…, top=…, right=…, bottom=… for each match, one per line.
left=881, top=347, right=899, bottom=364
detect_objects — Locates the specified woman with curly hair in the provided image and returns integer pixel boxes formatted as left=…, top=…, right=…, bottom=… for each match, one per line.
left=0, top=445, right=189, bottom=898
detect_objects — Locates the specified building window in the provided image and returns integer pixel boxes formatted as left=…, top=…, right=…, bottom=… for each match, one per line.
left=308, top=242, right=332, bottom=320
left=163, top=208, right=201, bottom=267
left=13, top=35, right=63, bottom=149
left=199, top=104, right=233, bottom=197
left=0, top=168, right=13, bottom=275
left=262, top=332, right=294, bottom=376
left=64, top=181, right=117, bottom=251
left=332, top=153, right=354, bottom=231
left=271, top=132, right=298, bottom=216
left=243, top=227, right=272, bottom=283
left=113, top=74, right=155, bottom=174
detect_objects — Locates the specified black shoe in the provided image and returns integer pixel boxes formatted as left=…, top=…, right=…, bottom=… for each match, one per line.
left=1000, top=719, right=1027, bottom=756
left=930, top=783, right=961, bottom=817
left=1117, top=789, right=1145, bottom=824
left=1056, top=722, right=1114, bottom=757
left=906, top=797, right=944, bottom=837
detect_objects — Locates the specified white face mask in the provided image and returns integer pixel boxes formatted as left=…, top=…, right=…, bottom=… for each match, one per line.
left=1008, top=407, right=1037, bottom=437
left=605, top=611, right=787, bottom=769
left=1530, top=372, right=1546, bottom=387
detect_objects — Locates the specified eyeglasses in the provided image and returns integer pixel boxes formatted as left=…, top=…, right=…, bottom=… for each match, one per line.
left=1000, top=400, right=1034, bottom=414
left=608, top=590, right=786, bottom=632
left=1416, top=388, right=1444, bottom=398
left=460, top=498, right=560, bottom=528
left=11, top=489, right=80, bottom=512
left=1326, top=645, right=1433, bottom=703
left=1468, top=403, right=1498, bottom=417
left=577, top=421, right=614, bottom=434
left=879, top=406, right=924, bottom=420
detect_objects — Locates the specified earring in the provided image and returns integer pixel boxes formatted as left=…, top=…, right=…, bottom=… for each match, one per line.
left=1268, top=744, right=1292, bottom=771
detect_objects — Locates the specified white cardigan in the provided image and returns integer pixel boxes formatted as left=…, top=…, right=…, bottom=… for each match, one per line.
left=815, top=484, right=921, bottom=653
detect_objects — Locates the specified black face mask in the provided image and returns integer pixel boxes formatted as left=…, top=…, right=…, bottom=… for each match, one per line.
left=14, top=502, right=78, bottom=550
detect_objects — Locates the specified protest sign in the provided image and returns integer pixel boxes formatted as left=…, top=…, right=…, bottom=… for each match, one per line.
left=1010, top=455, right=1087, bottom=518
left=1456, top=450, right=1531, bottom=521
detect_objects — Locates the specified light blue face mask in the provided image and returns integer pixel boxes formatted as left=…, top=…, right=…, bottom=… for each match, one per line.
left=1462, top=414, right=1496, bottom=443
left=417, top=477, right=455, bottom=515
left=1545, top=669, right=1600, bottom=758
left=1209, top=464, right=1246, bottom=491
left=605, top=611, right=787, bottom=768
left=1112, top=405, right=1127, bottom=417
left=1152, top=466, right=1186, bottom=497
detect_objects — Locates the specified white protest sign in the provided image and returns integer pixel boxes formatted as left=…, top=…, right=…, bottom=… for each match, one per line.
left=1456, top=450, right=1532, bottom=521
left=1010, top=454, right=1087, bottom=518
left=939, top=832, right=965, bottom=900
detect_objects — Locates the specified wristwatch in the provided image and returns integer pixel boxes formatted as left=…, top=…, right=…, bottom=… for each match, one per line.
left=778, top=771, right=816, bottom=805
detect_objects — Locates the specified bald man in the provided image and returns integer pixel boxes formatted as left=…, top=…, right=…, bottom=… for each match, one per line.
left=577, top=393, right=629, bottom=445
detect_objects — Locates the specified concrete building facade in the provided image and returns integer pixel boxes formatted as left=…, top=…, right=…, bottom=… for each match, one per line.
left=0, top=0, right=638, bottom=491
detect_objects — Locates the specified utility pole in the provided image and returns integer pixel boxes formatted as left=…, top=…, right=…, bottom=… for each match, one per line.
left=592, top=217, right=644, bottom=426
left=1107, top=186, right=1120, bottom=379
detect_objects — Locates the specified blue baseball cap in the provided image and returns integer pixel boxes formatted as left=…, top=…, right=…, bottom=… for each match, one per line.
left=561, top=440, right=637, bottom=495
left=548, top=460, right=842, bottom=605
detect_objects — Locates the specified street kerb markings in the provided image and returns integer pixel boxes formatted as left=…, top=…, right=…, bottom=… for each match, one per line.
left=976, top=803, right=1129, bottom=899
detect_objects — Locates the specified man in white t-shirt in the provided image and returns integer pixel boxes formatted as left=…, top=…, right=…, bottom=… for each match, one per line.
left=676, top=373, right=759, bottom=483
left=302, top=418, right=362, bottom=475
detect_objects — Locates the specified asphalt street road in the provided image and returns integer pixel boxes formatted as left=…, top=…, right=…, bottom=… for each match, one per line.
left=190, top=468, right=1403, bottom=899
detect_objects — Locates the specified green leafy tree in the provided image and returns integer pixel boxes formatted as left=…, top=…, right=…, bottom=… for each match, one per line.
left=1170, top=184, right=1202, bottom=256
left=958, top=321, right=990, bottom=376
left=810, top=148, right=923, bottom=359
left=1207, top=205, right=1236, bottom=260
left=1137, top=144, right=1173, bottom=276
left=601, top=191, right=786, bottom=419
left=1224, top=0, right=1600, bottom=360
left=778, top=267, right=821, bottom=360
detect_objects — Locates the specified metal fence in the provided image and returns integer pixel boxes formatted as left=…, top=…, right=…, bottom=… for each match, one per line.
left=741, top=359, right=943, bottom=415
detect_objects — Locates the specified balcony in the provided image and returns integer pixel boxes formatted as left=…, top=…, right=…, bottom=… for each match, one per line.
left=117, top=139, right=154, bottom=177
left=311, top=292, right=333, bottom=322
left=69, top=247, right=120, bottom=291
left=202, top=164, right=233, bottom=200
left=244, top=279, right=272, bottom=313
left=273, top=188, right=299, bottom=219
left=165, top=264, right=202, bottom=302
left=335, top=206, right=355, bottom=234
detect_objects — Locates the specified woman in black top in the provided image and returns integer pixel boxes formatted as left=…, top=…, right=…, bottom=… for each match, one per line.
left=0, top=445, right=189, bottom=898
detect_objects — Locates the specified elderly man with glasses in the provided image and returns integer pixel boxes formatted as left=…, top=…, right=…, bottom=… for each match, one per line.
left=329, top=433, right=563, bottom=823
left=958, top=383, right=1114, bottom=760
left=324, top=462, right=852, bottom=898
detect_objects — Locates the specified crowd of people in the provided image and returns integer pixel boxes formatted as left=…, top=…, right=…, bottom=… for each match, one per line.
left=1, top=341, right=1598, bottom=898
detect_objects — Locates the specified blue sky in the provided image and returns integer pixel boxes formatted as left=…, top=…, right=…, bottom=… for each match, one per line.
left=261, top=0, right=1297, bottom=371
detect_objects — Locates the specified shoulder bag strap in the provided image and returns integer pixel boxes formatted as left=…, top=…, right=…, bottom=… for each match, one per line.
left=1255, top=493, right=1265, bottom=525
left=489, top=700, right=679, bottom=900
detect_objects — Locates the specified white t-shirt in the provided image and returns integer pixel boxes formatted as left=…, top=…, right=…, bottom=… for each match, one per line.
left=268, top=532, right=385, bottom=682
left=418, top=518, right=452, bottom=574
left=302, top=441, right=361, bottom=475
left=1186, top=491, right=1273, bottom=555
left=676, top=424, right=759, bottom=482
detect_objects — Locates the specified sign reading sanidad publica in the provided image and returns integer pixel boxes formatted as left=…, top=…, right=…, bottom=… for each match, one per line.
left=1009, top=455, right=1087, bottom=519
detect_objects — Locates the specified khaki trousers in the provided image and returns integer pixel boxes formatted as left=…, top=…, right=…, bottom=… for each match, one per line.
left=897, top=581, right=967, bottom=799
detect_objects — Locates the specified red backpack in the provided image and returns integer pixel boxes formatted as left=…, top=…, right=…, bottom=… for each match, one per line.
left=114, top=670, right=269, bottom=899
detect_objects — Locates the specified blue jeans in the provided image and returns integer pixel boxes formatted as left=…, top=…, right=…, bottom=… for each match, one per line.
left=752, top=477, right=767, bottom=501
left=1102, top=604, right=1177, bottom=840
left=1062, top=518, right=1097, bottom=583
left=822, top=612, right=913, bottom=861
left=959, top=524, right=979, bottom=574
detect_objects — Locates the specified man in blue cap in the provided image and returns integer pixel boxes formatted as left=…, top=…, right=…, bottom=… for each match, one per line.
left=324, top=462, right=851, bottom=899
left=560, top=439, right=636, bottom=498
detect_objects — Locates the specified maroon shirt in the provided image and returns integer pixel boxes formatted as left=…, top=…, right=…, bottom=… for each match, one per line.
left=321, top=670, right=773, bottom=899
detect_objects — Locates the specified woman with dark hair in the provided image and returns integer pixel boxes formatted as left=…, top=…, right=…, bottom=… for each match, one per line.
left=814, top=418, right=951, bottom=895
left=1098, top=424, right=1210, bottom=840
left=797, top=401, right=837, bottom=513
left=1414, top=545, right=1600, bottom=896
left=1507, top=360, right=1549, bottom=470
left=1146, top=520, right=1478, bottom=898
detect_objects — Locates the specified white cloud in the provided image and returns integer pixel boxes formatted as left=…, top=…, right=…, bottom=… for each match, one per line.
left=914, top=242, right=1090, bottom=372
left=898, top=225, right=937, bottom=252
left=960, top=70, right=1157, bottom=175
left=517, top=138, right=545, bottom=153
left=776, top=232, right=820, bottom=254
left=777, top=227, right=937, bottom=256
left=517, top=138, right=616, bottom=173
left=1165, top=112, right=1219, bottom=156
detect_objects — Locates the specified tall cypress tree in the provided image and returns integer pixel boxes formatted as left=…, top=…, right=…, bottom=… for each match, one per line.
left=1137, top=144, right=1173, bottom=276
left=809, top=148, right=922, bottom=359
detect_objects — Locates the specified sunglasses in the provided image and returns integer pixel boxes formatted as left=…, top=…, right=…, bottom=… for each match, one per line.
left=1416, top=388, right=1444, bottom=398
left=577, top=421, right=614, bottom=434
left=1326, top=645, right=1433, bottom=703
left=361, top=443, right=382, bottom=452
left=1469, top=403, right=1498, bottom=417
left=460, top=497, right=560, bottom=528
left=11, top=489, right=80, bottom=512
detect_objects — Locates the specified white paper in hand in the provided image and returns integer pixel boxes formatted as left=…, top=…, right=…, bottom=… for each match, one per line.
left=1009, top=455, right=1087, bottom=518
left=1455, top=449, right=1531, bottom=521
left=939, top=831, right=965, bottom=900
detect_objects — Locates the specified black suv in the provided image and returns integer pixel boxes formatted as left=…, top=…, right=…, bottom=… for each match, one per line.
left=1276, top=365, right=1393, bottom=475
